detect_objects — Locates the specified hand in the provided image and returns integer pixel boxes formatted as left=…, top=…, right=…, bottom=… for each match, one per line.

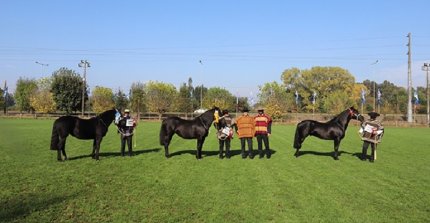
left=268, top=133, right=271, bottom=137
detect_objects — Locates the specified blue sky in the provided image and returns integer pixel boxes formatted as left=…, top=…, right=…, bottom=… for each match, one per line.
left=1, top=0, right=429, bottom=97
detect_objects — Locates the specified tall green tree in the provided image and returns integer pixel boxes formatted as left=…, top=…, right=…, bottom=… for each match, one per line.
left=203, top=87, right=235, bottom=111
left=193, top=85, right=208, bottom=110
left=51, top=68, right=86, bottom=114
left=144, top=81, right=177, bottom=119
left=282, top=66, right=356, bottom=113
left=0, top=88, right=4, bottom=111
left=14, top=77, right=37, bottom=113
left=177, top=82, right=193, bottom=112
left=114, top=88, right=129, bottom=111
left=29, top=77, right=56, bottom=113
left=258, top=81, right=292, bottom=118
left=129, top=82, right=146, bottom=117
left=92, top=86, right=115, bottom=114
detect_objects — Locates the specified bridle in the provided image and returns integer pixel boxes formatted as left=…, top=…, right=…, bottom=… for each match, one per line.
left=348, top=108, right=361, bottom=120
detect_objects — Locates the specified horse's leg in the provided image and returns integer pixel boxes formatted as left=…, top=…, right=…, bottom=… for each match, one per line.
left=94, top=137, right=103, bottom=160
left=61, top=146, right=68, bottom=161
left=196, top=137, right=206, bottom=159
left=294, top=125, right=308, bottom=158
left=333, top=139, right=340, bottom=160
left=295, top=134, right=307, bottom=158
left=57, top=137, right=67, bottom=161
left=164, top=133, right=174, bottom=158
left=91, top=139, right=96, bottom=158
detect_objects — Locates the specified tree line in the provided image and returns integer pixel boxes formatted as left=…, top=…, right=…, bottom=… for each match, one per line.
left=1, top=66, right=427, bottom=118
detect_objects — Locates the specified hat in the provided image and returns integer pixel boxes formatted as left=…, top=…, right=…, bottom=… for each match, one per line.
left=222, top=109, right=229, bottom=115
left=257, top=107, right=265, bottom=112
left=124, top=109, right=130, bottom=113
left=368, top=112, right=380, bottom=119
left=242, top=107, right=250, bottom=112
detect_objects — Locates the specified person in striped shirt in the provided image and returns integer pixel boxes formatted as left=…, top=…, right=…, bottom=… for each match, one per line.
left=254, top=108, right=272, bottom=159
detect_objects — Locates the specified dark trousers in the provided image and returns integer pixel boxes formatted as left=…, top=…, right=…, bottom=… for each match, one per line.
left=361, top=141, right=375, bottom=161
left=121, top=135, right=133, bottom=156
left=240, top=137, right=253, bottom=158
left=219, top=139, right=231, bottom=158
left=256, top=134, right=271, bottom=158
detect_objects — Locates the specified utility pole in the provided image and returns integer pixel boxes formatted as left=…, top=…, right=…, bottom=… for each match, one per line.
left=199, top=60, right=203, bottom=109
left=407, top=33, right=413, bottom=123
left=370, top=60, right=378, bottom=111
left=423, top=63, right=430, bottom=127
left=78, top=60, right=90, bottom=116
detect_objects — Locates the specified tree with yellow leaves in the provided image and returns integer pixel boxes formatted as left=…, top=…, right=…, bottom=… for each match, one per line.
left=91, top=86, right=115, bottom=114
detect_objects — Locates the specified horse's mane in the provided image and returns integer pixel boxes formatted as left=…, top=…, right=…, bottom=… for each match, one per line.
left=328, top=109, right=349, bottom=123
left=97, top=109, right=116, bottom=121
left=196, top=107, right=219, bottom=119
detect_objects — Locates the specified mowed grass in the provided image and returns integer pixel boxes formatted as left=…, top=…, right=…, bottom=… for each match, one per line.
left=0, top=118, right=429, bottom=223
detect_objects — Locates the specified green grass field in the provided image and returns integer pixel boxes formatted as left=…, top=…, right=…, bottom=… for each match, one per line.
left=0, top=118, right=429, bottom=222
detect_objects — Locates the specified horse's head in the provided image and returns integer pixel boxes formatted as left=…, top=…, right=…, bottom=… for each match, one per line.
left=213, top=106, right=221, bottom=123
left=114, top=109, right=122, bottom=125
left=348, top=106, right=364, bottom=122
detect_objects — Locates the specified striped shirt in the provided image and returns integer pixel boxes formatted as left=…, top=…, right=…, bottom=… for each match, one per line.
left=254, top=114, right=272, bottom=135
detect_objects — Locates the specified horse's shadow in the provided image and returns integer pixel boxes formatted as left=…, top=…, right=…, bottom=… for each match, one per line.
left=68, top=148, right=161, bottom=161
left=169, top=149, right=277, bottom=158
left=295, top=150, right=352, bottom=160
left=169, top=149, right=219, bottom=157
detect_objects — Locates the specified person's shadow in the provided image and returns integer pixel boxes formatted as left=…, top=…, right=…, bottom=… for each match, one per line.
left=169, top=149, right=277, bottom=158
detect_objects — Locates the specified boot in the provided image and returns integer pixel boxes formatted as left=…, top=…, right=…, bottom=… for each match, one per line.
left=370, top=146, right=375, bottom=162
left=241, top=144, right=247, bottom=159
left=225, top=147, right=231, bottom=159
left=266, top=149, right=272, bottom=159
left=361, top=147, right=367, bottom=161
left=219, top=147, right=224, bottom=159
left=248, top=149, right=254, bottom=159
left=259, top=149, right=264, bottom=159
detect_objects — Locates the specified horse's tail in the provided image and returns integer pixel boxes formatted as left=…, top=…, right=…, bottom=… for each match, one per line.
left=293, top=123, right=302, bottom=149
left=159, top=120, right=167, bottom=146
left=294, top=121, right=310, bottom=149
left=50, top=120, right=59, bottom=150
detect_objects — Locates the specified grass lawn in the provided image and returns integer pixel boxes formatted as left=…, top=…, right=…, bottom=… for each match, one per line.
left=0, top=118, right=429, bottom=222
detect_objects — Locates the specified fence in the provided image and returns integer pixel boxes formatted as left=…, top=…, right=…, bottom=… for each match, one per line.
left=1, top=111, right=428, bottom=127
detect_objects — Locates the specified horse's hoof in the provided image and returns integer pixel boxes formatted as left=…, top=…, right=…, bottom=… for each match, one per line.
left=334, top=157, right=339, bottom=160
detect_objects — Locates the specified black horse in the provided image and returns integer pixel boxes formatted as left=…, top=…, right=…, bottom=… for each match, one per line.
left=159, top=107, right=221, bottom=159
left=293, top=106, right=364, bottom=160
left=50, top=109, right=120, bottom=161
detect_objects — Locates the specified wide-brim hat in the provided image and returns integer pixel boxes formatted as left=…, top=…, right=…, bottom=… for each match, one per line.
left=242, top=107, right=250, bottom=112
left=368, top=112, right=380, bottom=118
left=257, top=107, right=265, bottom=112
left=222, top=109, right=229, bottom=115
left=124, top=109, right=130, bottom=113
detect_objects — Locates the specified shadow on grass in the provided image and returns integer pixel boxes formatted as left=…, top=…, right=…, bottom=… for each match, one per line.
left=169, top=149, right=277, bottom=158
left=67, top=148, right=161, bottom=161
left=0, top=192, right=76, bottom=222
left=295, top=150, right=352, bottom=160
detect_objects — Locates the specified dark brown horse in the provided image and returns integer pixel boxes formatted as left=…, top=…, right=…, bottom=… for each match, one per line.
left=50, top=109, right=120, bottom=161
left=293, top=107, right=364, bottom=160
left=159, top=107, right=221, bottom=159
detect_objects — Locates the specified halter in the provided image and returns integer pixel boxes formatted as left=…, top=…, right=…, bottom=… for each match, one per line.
left=348, top=108, right=361, bottom=120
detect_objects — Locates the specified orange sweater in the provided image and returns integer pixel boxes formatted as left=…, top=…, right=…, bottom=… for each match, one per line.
left=236, top=115, right=255, bottom=138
